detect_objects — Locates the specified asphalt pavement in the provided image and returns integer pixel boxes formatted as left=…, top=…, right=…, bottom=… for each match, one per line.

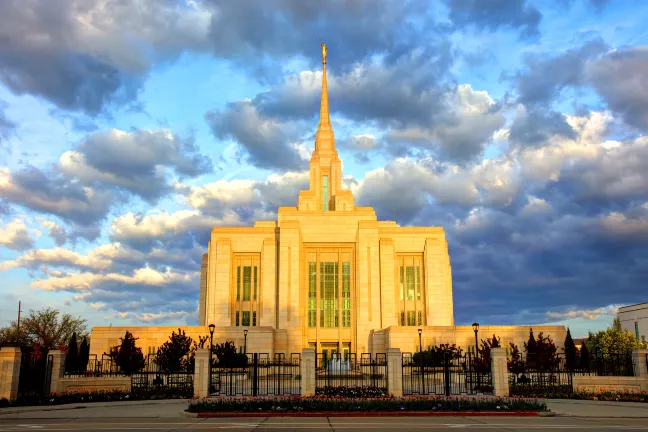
left=2, top=416, right=648, bottom=431
left=2, top=398, right=648, bottom=431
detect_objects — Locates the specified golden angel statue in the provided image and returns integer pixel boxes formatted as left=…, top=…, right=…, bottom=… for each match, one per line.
left=320, top=42, right=327, bottom=64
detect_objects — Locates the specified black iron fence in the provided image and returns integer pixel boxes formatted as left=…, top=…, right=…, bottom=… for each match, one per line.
left=17, top=352, right=52, bottom=400
left=210, top=353, right=301, bottom=396
left=402, top=351, right=491, bottom=396
left=508, top=351, right=636, bottom=394
left=63, top=355, right=123, bottom=377
left=315, top=353, right=387, bottom=393
left=130, top=355, right=194, bottom=398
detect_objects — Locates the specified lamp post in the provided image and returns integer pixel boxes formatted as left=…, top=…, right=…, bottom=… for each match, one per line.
left=472, top=322, right=480, bottom=357
left=418, top=328, right=423, bottom=353
left=418, top=328, right=424, bottom=393
left=244, top=329, right=248, bottom=355
left=208, top=324, right=215, bottom=392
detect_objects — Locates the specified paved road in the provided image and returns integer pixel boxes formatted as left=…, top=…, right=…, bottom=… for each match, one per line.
left=2, top=417, right=648, bottom=431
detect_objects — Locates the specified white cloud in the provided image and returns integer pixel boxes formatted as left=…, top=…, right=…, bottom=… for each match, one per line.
left=0, top=216, right=39, bottom=251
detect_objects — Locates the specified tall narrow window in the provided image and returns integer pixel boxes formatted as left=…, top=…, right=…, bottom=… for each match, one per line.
left=399, top=266, right=404, bottom=300
left=242, top=311, right=250, bottom=326
left=407, top=311, right=416, bottom=326
left=253, top=267, right=258, bottom=300
left=320, top=262, right=338, bottom=327
left=416, top=267, right=421, bottom=300
left=406, top=266, right=415, bottom=300
left=308, top=262, right=317, bottom=327
left=236, top=266, right=241, bottom=300
left=253, top=312, right=257, bottom=327
left=342, top=262, right=351, bottom=327
left=235, top=311, right=240, bottom=326
left=418, top=311, right=422, bottom=326
left=636, top=322, right=640, bottom=339
left=243, top=267, right=251, bottom=301
left=400, top=311, right=405, bottom=326
left=322, top=175, right=329, bottom=211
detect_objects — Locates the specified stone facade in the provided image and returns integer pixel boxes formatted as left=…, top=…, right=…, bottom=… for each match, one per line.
left=89, top=51, right=567, bottom=357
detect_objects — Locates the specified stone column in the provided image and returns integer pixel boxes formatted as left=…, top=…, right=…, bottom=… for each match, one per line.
left=301, top=348, right=315, bottom=396
left=386, top=348, right=402, bottom=397
left=0, top=347, right=22, bottom=401
left=632, top=349, right=648, bottom=378
left=490, top=347, right=509, bottom=397
left=194, top=348, right=211, bottom=398
left=49, top=350, right=65, bottom=394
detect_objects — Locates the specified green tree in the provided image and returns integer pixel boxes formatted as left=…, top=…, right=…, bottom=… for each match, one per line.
left=525, top=331, right=557, bottom=371
left=413, top=343, right=463, bottom=367
left=155, top=328, right=194, bottom=372
left=20, top=307, right=87, bottom=349
left=212, top=341, right=248, bottom=367
left=507, top=343, right=526, bottom=374
left=65, top=332, right=79, bottom=374
left=0, top=323, right=32, bottom=348
left=587, top=317, right=648, bottom=355
left=579, top=343, right=590, bottom=370
left=78, top=337, right=90, bottom=372
left=564, top=328, right=577, bottom=371
left=108, top=331, right=145, bottom=374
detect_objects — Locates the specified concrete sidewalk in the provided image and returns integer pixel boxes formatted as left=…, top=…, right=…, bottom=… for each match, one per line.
left=546, top=399, right=648, bottom=418
left=0, top=399, right=190, bottom=419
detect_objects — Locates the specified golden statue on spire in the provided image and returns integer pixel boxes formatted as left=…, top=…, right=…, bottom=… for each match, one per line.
left=320, top=42, right=327, bottom=64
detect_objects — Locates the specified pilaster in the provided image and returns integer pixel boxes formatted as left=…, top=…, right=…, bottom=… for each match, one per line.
left=632, top=349, right=648, bottom=378
left=386, top=348, right=402, bottom=397
left=490, top=347, right=509, bottom=397
left=193, top=348, right=210, bottom=398
left=261, top=237, right=278, bottom=327
left=212, top=238, right=231, bottom=327
left=379, top=239, right=398, bottom=328
left=424, top=236, right=454, bottom=326
left=0, top=347, right=21, bottom=401
left=50, top=350, right=65, bottom=395
left=301, top=348, right=315, bottom=396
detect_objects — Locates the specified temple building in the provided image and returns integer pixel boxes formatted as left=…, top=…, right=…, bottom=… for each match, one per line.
left=89, top=47, right=566, bottom=357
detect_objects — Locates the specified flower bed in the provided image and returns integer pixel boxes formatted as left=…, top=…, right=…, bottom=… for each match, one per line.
left=315, top=385, right=389, bottom=398
left=510, top=385, right=648, bottom=402
left=188, top=395, right=546, bottom=413
left=4, top=387, right=192, bottom=408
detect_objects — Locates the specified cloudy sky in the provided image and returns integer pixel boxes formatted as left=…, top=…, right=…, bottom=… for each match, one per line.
left=1, top=0, right=647, bottom=337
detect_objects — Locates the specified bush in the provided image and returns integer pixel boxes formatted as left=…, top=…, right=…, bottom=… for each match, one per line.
left=0, top=398, right=9, bottom=408
left=315, top=385, right=389, bottom=398
left=188, top=395, right=547, bottom=413
left=212, top=341, right=248, bottom=367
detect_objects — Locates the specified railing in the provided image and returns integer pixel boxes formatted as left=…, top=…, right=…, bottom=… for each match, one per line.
left=130, top=355, right=194, bottom=397
left=402, top=351, right=491, bottom=396
left=18, top=351, right=52, bottom=399
left=315, top=353, right=387, bottom=393
left=63, top=355, right=124, bottom=377
left=210, top=353, right=301, bottom=396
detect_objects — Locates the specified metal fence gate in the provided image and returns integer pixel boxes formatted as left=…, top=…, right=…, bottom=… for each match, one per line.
left=402, top=352, right=492, bottom=396
left=17, top=352, right=52, bottom=400
left=130, top=355, right=194, bottom=397
left=210, top=353, right=301, bottom=396
left=315, top=353, right=387, bottom=393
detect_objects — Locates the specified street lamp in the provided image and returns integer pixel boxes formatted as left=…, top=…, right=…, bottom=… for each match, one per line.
left=417, top=328, right=423, bottom=353
left=472, top=322, right=480, bottom=357
left=243, top=329, right=248, bottom=355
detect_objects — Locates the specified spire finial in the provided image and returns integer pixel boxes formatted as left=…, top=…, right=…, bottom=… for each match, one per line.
left=320, top=41, right=327, bottom=64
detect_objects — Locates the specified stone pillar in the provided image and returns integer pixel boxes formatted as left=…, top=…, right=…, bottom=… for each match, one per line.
left=194, top=348, right=211, bottom=398
left=632, top=349, right=648, bottom=378
left=49, top=350, right=65, bottom=394
left=0, top=347, right=22, bottom=401
left=301, top=348, right=315, bottom=396
left=386, top=348, right=402, bottom=397
left=490, top=348, right=509, bottom=397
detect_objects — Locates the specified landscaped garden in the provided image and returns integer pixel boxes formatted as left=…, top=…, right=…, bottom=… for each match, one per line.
left=187, top=395, right=547, bottom=414
left=510, top=385, right=648, bottom=403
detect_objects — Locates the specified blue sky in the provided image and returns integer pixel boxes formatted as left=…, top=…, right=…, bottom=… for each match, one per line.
left=1, top=0, right=648, bottom=337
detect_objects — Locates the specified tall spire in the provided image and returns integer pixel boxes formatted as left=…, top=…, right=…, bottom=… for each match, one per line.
left=315, top=42, right=334, bottom=152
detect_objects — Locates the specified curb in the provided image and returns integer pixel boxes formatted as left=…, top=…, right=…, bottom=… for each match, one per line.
left=0, top=399, right=189, bottom=415
left=195, top=411, right=544, bottom=418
